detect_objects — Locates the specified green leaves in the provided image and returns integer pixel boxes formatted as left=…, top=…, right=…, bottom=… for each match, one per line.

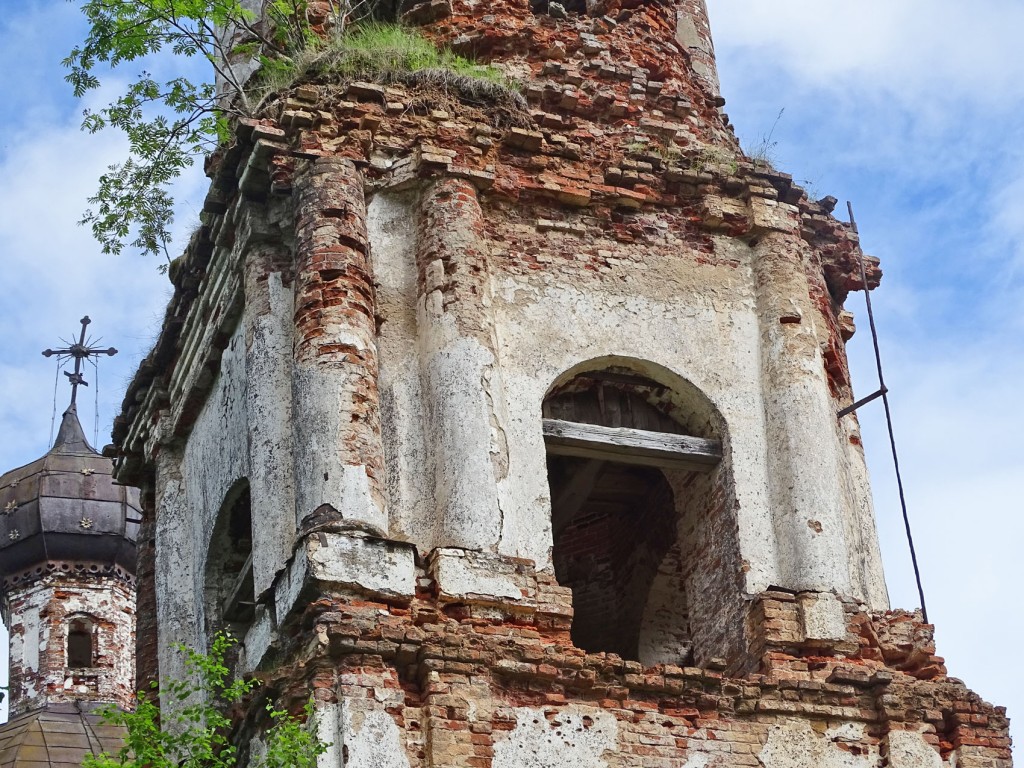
left=64, top=0, right=336, bottom=263
left=262, top=700, right=328, bottom=768
left=82, top=632, right=327, bottom=768
left=65, top=0, right=508, bottom=265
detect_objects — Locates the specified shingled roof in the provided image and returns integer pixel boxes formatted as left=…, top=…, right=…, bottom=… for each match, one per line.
left=0, top=704, right=126, bottom=768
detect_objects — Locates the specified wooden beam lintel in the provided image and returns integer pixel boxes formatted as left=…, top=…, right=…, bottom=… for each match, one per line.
left=542, top=418, right=722, bottom=472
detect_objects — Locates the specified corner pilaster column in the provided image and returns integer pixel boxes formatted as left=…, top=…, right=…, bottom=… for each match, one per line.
left=753, top=232, right=851, bottom=594
left=415, top=179, right=507, bottom=551
left=153, top=446, right=201, bottom=691
left=243, top=243, right=297, bottom=594
left=292, top=158, right=386, bottom=532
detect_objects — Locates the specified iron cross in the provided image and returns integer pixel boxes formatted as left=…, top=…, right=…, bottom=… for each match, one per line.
left=42, top=316, right=118, bottom=405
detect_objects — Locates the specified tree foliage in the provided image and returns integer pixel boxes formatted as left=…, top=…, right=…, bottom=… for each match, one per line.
left=82, top=632, right=327, bottom=768
left=63, top=0, right=369, bottom=265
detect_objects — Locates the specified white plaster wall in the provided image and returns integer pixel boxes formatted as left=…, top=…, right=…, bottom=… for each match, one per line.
left=174, top=321, right=250, bottom=658
left=291, top=368, right=386, bottom=533
left=488, top=263, right=777, bottom=589
left=315, top=693, right=417, bottom=768
left=887, top=730, right=948, bottom=768
left=757, top=720, right=880, bottom=768
left=155, top=449, right=203, bottom=687
left=305, top=532, right=416, bottom=598
left=183, top=321, right=250, bottom=539
left=752, top=234, right=853, bottom=596
left=8, top=590, right=43, bottom=708
left=245, top=270, right=298, bottom=595
left=369, top=188, right=507, bottom=553
left=368, top=190, right=438, bottom=545
left=418, top=333, right=503, bottom=550
left=492, top=706, right=618, bottom=768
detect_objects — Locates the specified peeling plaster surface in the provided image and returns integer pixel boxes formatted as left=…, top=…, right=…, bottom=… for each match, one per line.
left=492, top=706, right=618, bottom=768
left=422, top=335, right=503, bottom=551
left=681, top=753, right=711, bottom=768
left=154, top=455, right=202, bottom=684
left=343, top=707, right=412, bottom=768
left=292, top=366, right=386, bottom=531
left=887, top=730, right=947, bottom=768
left=315, top=701, right=411, bottom=768
left=798, top=592, right=849, bottom=641
left=433, top=548, right=524, bottom=601
left=245, top=270, right=297, bottom=594
left=758, top=720, right=879, bottom=768
left=183, top=321, right=250, bottom=536
left=306, top=533, right=415, bottom=598
left=368, top=191, right=435, bottom=545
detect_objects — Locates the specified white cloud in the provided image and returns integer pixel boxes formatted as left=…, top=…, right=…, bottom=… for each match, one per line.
left=710, top=0, right=1024, bottom=745
left=709, top=0, right=1024, bottom=107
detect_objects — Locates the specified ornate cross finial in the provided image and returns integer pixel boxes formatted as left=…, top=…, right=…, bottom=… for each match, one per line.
left=42, top=317, right=118, bottom=406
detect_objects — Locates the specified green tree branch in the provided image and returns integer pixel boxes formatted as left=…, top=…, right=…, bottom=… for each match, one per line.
left=82, top=632, right=327, bottom=768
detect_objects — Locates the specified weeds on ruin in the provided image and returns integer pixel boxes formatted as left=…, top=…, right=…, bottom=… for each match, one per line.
left=624, top=138, right=685, bottom=166
left=250, top=23, right=522, bottom=114
left=82, top=632, right=327, bottom=768
left=743, top=107, right=784, bottom=169
left=691, top=145, right=740, bottom=175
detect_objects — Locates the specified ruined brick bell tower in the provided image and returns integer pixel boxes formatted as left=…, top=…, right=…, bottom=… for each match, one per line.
left=113, top=1, right=1012, bottom=766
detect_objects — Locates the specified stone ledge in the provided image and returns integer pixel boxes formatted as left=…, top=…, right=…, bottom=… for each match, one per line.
left=429, top=548, right=572, bottom=618
left=275, top=532, right=417, bottom=625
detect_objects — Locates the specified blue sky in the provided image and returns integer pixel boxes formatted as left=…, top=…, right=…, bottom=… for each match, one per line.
left=707, top=0, right=1024, bottom=747
left=0, top=0, right=1020, bottom=747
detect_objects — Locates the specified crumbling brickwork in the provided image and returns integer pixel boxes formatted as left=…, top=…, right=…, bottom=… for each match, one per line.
left=6, top=574, right=136, bottom=716
left=245, top=575, right=1010, bottom=768
left=112, top=0, right=1011, bottom=765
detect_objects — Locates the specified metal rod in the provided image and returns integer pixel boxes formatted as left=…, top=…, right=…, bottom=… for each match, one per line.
left=847, top=201, right=929, bottom=624
left=836, top=386, right=887, bottom=419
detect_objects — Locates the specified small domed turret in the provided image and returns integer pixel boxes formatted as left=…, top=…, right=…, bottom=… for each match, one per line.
left=0, top=405, right=139, bottom=591
left=0, top=317, right=138, bottom=743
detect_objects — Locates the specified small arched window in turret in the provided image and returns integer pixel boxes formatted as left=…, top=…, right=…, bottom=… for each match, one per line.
left=66, top=617, right=95, bottom=668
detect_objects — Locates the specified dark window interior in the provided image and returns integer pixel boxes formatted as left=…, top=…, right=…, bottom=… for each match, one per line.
left=67, top=619, right=94, bottom=668
left=544, top=369, right=696, bottom=661
left=207, top=482, right=255, bottom=631
left=549, top=457, right=679, bottom=658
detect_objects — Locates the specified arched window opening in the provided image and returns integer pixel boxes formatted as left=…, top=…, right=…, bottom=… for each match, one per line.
left=543, top=365, right=724, bottom=665
left=67, top=618, right=95, bottom=668
left=205, top=481, right=255, bottom=634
